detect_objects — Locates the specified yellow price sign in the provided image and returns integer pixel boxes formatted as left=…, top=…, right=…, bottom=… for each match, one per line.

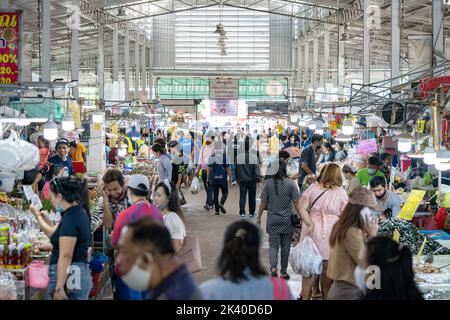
left=398, top=190, right=426, bottom=221
left=393, top=229, right=400, bottom=243
left=416, top=237, right=427, bottom=264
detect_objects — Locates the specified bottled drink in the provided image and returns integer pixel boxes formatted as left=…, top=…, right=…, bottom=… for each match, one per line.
left=17, top=243, right=25, bottom=269
left=0, top=244, right=5, bottom=268
left=8, top=243, right=18, bottom=269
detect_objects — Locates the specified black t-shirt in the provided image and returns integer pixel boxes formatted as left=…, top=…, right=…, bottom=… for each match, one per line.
left=299, top=146, right=316, bottom=185
left=50, top=205, right=91, bottom=265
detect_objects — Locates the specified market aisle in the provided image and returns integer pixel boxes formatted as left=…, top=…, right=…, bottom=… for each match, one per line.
left=184, top=184, right=301, bottom=298
left=101, top=183, right=301, bottom=299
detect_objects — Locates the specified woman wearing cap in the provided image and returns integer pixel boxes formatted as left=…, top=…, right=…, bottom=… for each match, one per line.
left=342, top=164, right=360, bottom=196
left=327, top=187, right=381, bottom=300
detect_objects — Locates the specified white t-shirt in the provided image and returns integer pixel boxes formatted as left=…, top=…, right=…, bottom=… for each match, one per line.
left=163, top=211, right=186, bottom=240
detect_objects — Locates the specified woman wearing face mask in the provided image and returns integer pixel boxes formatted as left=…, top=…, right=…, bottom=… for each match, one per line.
left=116, top=218, right=203, bottom=300
left=334, top=142, right=347, bottom=162
left=327, top=187, right=381, bottom=300
left=321, top=142, right=336, bottom=163
left=358, top=237, right=423, bottom=300
left=153, top=181, right=186, bottom=253
left=151, top=143, right=172, bottom=184
left=342, top=165, right=360, bottom=196
left=30, top=177, right=92, bottom=300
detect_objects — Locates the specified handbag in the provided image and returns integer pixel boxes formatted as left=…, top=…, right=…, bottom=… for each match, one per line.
left=27, top=260, right=49, bottom=289
left=177, top=235, right=202, bottom=273
left=291, top=188, right=329, bottom=227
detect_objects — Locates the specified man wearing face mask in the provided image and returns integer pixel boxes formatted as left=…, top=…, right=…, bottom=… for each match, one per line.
left=111, top=174, right=163, bottom=300
left=369, top=176, right=402, bottom=218
left=117, top=218, right=203, bottom=300
left=356, top=156, right=386, bottom=187
left=298, top=133, right=323, bottom=189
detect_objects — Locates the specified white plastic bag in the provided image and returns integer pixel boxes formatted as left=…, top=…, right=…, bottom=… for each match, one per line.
left=190, top=177, right=201, bottom=194
left=289, top=236, right=323, bottom=276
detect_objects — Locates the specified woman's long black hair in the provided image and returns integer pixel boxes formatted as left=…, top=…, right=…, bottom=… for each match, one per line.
left=218, top=220, right=267, bottom=283
left=50, top=176, right=91, bottom=218
left=270, top=158, right=288, bottom=195
left=363, top=237, right=423, bottom=300
left=155, top=181, right=185, bottom=223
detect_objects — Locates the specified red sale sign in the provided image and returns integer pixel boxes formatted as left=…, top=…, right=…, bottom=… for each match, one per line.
left=0, top=11, right=21, bottom=84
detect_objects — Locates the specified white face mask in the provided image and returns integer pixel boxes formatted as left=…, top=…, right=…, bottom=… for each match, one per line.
left=121, top=260, right=152, bottom=292
left=354, top=266, right=367, bottom=293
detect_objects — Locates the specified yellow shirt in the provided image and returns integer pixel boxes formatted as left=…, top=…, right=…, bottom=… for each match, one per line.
left=268, top=136, right=280, bottom=155
left=71, top=142, right=87, bottom=162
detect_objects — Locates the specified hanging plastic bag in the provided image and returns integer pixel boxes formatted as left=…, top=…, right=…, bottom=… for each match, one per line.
left=190, top=177, right=201, bottom=194
left=289, top=236, right=323, bottom=276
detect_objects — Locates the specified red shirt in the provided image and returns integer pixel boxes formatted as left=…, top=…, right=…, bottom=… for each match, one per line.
left=39, top=147, right=50, bottom=168
left=111, top=201, right=163, bottom=247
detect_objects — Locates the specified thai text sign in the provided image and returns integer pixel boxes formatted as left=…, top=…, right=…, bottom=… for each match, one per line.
left=210, top=100, right=238, bottom=117
left=357, top=139, right=377, bottom=154
left=209, top=79, right=239, bottom=100
left=0, top=11, right=21, bottom=84
left=398, top=190, right=426, bottom=221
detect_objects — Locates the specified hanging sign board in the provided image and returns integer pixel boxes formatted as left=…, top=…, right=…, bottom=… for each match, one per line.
left=357, top=138, right=377, bottom=154
left=210, top=100, right=238, bottom=117
left=0, top=11, right=21, bottom=84
left=209, top=79, right=239, bottom=100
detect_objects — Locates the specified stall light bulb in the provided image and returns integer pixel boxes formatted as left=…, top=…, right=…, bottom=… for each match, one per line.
left=92, top=112, right=103, bottom=124
left=308, top=120, right=316, bottom=130
left=315, top=129, right=324, bottom=135
left=342, top=118, right=354, bottom=135
left=61, top=113, right=75, bottom=131
left=118, top=148, right=127, bottom=157
left=299, top=119, right=307, bottom=126
left=435, top=161, right=450, bottom=171
left=423, top=147, right=437, bottom=165
left=43, top=119, right=58, bottom=141
left=397, top=139, right=412, bottom=153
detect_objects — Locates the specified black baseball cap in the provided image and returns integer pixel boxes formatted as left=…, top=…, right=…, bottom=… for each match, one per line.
left=55, top=138, right=70, bottom=148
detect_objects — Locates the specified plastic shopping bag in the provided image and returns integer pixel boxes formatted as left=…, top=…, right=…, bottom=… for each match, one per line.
left=190, top=177, right=201, bottom=194
left=289, top=236, right=323, bottom=276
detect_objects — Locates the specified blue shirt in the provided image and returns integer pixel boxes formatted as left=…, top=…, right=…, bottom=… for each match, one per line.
left=146, top=265, right=202, bottom=300
left=178, top=137, right=194, bottom=156
left=48, top=155, right=74, bottom=176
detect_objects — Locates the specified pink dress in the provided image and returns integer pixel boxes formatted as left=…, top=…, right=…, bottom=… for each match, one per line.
left=300, top=183, right=348, bottom=260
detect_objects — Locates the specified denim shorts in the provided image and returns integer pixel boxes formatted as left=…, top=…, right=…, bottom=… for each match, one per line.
left=44, top=262, right=92, bottom=300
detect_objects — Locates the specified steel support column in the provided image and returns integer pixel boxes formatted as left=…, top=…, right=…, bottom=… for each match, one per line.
left=391, top=0, right=400, bottom=87
left=42, top=0, right=51, bottom=82
left=432, top=0, right=444, bottom=76
left=112, top=23, right=119, bottom=82
left=71, top=0, right=79, bottom=98
left=338, top=25, right=345, bottom=96
left=97, top=24, right=104, bottom=100
left=134, top=35, right=140, bottom=99
left=304, top=40, right=310, bottom=93
left=313, top=37, right=318, bottom=93
left=124, top=28, right=130, bottom=100
left=141, top=37, right=147, bottom=93
left=363, top=0, right=370, bottom=90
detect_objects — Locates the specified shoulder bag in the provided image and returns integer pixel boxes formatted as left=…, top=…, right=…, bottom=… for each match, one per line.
left=176, top=235, right=202, bottom=273
left=291, top=187, right=329, bottom=227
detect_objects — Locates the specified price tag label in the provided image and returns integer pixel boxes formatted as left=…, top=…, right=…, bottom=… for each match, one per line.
left=0, top=11, right=21, bottom=84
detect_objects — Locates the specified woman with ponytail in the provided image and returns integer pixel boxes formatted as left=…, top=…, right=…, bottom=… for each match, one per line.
left=200, top=220, right=294, bottom=300
left=30, top=176, right=92, bottom=300
left=153, top=180, right=186, bottom=252
left=359, top=237, right=423, bottom=300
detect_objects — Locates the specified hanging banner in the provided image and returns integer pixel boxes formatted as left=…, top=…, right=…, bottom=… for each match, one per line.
left=408, top=35, right=432, bottom=81
left=210, top=100, right=238, bottom=117
left=209, top=79, right=239, bottom=100
left=0, top=11, right=21, bottom=84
